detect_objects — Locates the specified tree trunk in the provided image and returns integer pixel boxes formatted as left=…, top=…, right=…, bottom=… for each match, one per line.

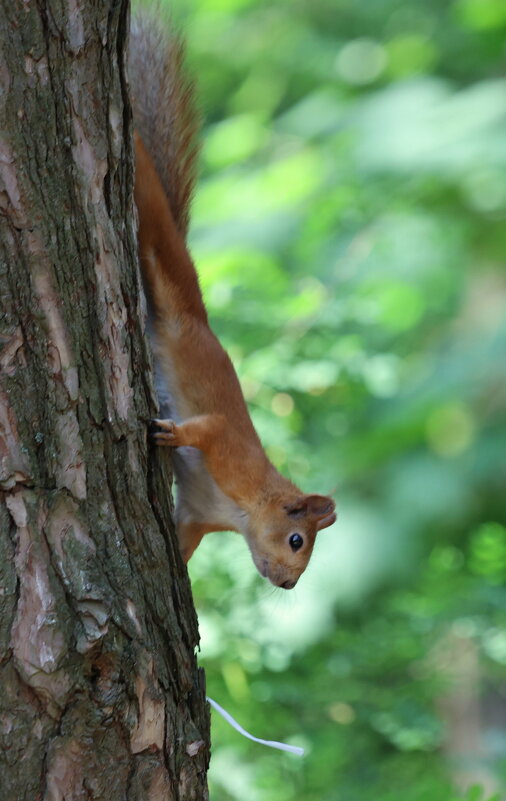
left=0, top=2, right=209, bottom=799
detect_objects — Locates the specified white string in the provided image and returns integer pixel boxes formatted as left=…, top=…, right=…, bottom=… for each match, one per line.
left=206, top=696, right=305, bottom=757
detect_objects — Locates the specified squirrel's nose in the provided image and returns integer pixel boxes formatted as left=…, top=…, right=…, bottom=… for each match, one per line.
left=280, top=579, right=297, bottom=590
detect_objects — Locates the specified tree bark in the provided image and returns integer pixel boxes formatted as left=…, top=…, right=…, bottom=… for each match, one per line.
left=0, top=2, right=209, bottom=799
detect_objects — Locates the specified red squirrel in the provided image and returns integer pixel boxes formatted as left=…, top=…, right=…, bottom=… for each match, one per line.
left=129, top=11, right=336, bottom=589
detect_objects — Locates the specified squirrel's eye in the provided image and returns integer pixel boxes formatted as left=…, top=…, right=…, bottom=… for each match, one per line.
left=289, top=533, right=304, bottom=552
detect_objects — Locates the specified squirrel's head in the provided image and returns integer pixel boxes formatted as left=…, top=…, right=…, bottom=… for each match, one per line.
left=245, top=493, right=336, bottom=589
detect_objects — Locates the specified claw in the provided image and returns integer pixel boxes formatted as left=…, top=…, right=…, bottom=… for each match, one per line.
left=152, top=418, right=176, bottom=432
left=150, top=419, right=179, bottom=447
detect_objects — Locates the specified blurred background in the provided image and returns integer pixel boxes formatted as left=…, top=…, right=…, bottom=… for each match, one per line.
left=154, top=0, right=506, bottom=798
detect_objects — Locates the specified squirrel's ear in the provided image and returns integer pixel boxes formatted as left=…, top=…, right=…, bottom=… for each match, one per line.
left=284, top=498, right=308, bottom=518
left=305, top=495, right=336, bottom=530
left=316, top=511, right=337, bottom=531
left=305, top=494, right=335, bottom=518
left=284, top=495, right=336, bottom=528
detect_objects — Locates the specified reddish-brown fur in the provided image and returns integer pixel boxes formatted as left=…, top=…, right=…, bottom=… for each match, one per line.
left=134, top=102, right=336, bottom=589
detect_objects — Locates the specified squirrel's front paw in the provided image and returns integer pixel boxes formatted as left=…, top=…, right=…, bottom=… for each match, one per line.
left=151, top=418, right=183, bottom=447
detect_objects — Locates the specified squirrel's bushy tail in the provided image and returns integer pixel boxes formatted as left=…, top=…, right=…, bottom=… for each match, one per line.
left=129, top=7, right=200, bottom=239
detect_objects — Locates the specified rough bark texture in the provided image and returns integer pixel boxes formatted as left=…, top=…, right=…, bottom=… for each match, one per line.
left=0, top=2, right=209, bottom=799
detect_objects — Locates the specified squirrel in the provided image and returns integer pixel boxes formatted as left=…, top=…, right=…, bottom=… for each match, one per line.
left=128, top=10, right=336, bottom=589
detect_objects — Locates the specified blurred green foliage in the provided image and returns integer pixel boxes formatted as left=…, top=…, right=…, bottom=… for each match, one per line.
left=150, top=0, right=506, bottom=798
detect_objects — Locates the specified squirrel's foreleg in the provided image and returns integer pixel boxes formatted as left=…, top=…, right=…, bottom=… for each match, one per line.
left=152, top=414, right=265, bottom=507
left=178, top=521, right=208, bottom=562
left=153, top=414, right=226, bottom=450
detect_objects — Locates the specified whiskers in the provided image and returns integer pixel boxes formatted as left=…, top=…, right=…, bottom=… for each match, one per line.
left=259, top=581, right=300, bottom=613
left=259, top=582, right=281, bottom=602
